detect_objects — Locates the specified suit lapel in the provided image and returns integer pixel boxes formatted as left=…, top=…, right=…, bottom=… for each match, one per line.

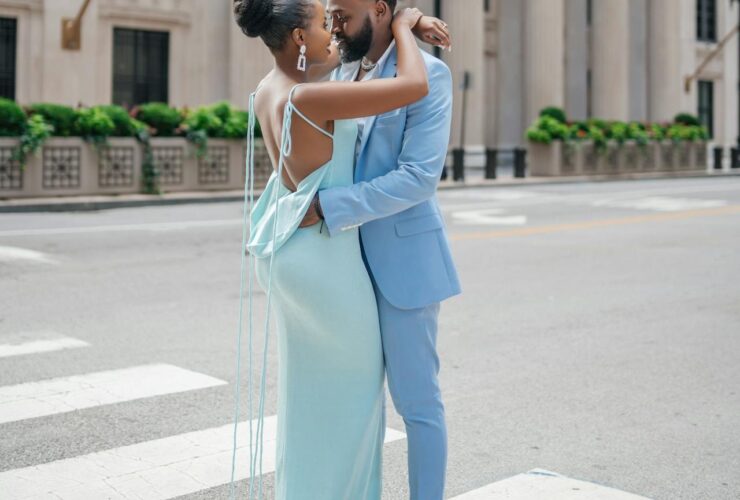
left=357, top=47, right=399, bottom=167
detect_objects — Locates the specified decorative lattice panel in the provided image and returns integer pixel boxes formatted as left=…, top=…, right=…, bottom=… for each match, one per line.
left=0, top=147, right=22, bottom=190
left=43, top=147, right=81, bottom=189
left=99, top=146, right=135, bottom=187
left=560, top=144, right=575, bottom=174
left=198, top=146, right=229, bottom=184
left=152, top=147, right=184, bottom=185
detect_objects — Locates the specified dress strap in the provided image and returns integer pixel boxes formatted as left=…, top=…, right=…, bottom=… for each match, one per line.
left=287, top=83, right=334, bottom=140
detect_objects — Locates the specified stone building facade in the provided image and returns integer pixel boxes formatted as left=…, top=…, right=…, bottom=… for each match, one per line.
left=1, top=0, right=737, bottom=161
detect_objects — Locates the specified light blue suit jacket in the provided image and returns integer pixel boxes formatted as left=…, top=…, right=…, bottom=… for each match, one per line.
left=318, top=47, right=461, bottom=310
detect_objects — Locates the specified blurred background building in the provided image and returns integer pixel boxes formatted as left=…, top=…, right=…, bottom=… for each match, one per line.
left=1, top=0, right=738, bottom=164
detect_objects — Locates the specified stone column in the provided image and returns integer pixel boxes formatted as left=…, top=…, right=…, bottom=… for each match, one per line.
left=495, top=0, right=525, bottom=147
left=628, top=0, right=648, bottom=121
left=648, top=0, right=686, bottom=122
left=441, top=0, right=486, bottom=157
left=591, top=0, right=648, bottom=121
left=591, top=0, right=631, bottom=120
left=524, top=0, right=566, bottom=126
left=565, top=0, right=588, bottom=121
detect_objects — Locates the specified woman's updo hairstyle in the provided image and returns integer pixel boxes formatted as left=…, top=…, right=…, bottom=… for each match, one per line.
left=233, top=0, right=315, bottom=51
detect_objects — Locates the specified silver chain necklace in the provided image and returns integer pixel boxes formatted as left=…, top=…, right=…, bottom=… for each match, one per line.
left=360, top=56, right=378, bottom=72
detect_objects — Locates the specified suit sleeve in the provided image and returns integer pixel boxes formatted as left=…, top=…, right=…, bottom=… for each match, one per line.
left=318, top=60, right=453, bottom=236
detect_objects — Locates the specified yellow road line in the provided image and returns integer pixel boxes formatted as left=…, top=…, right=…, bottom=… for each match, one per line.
left=451, top=204, right=740, bottom=241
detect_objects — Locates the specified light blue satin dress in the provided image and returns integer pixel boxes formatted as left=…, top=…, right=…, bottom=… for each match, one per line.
left=236, top=84, right=385, bottom=499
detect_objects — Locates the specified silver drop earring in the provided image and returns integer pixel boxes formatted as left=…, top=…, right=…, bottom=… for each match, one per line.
left=297, top=44, right=307, bottom=72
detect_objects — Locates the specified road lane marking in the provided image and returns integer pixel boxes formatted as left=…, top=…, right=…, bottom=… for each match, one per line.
left=450, top=469, right=652, bottom=499
left=451, top=204, right=740, bottom=241
left=441, top=182, right=740, bottom=212
left=0, top=332, right=89, bottom=359
left=452, top=209, right=528, bottom=226
left=0, top=219, right=242, bottom=237
left=0, top=364, right=226, bottom=425
left=590, top=196, right=726, bottom=212
left=0, top=246, right=57, bottom=264
left=0, top=416, right=406, bottom=499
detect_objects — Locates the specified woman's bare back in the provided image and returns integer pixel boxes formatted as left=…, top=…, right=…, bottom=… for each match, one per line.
left=254, top=73, right=335, bottom=192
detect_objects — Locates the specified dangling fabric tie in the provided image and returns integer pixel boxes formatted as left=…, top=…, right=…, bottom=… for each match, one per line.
left=229, top=87, right=287, bottom=500
left=229, top=83, right=335, bottom=499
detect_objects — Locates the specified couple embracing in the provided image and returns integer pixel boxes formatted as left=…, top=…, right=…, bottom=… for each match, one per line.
left=232, top=0, right=460, bottom=498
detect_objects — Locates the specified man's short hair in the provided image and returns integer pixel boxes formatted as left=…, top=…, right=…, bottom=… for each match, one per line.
left=383, top=0, right=397, bottom=13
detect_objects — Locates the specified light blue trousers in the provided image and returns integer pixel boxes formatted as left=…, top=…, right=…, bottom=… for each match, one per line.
left=363, top=245, right=447, bottom=500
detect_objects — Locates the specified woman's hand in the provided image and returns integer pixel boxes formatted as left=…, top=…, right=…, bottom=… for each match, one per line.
left=392, top=7, right=424, bottom=33
left=412, top=16, right=452, bottom=52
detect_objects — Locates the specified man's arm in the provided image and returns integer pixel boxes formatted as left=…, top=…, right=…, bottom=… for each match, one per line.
left=315, top=60, right=453, bottom=235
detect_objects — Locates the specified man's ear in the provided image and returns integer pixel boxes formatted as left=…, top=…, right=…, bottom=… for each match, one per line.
left=375, top=0, right=391, bottom=20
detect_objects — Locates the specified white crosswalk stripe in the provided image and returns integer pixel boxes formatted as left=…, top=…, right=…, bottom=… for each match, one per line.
left=0, top=364, right=227, bottom=425
left=0, top=332, right=89, bottom=359
left=0, top=416, right=407, bottom=500
left=0, top=246, right=57, bottom=264
left=452, top=208, right=528, bottom=226
left=590, top=196, right=726, bottom=212
left=450, top=469, right=652, bottom=499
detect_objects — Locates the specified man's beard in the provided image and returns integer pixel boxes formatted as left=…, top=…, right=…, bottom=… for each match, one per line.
left=337, top=14, right=373, bottom=64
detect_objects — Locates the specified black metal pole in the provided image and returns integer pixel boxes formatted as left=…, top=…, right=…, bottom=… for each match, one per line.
left=484, top=148, right=497, bottom=179
left=513, top=148, right=527, bottom=178
left=713, top=146, right=724, bottom=170
left=452, top=71, right=470, bottom=181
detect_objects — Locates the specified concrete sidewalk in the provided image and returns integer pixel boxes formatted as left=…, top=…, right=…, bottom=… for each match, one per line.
left=1, top=169, right=738, bottom=213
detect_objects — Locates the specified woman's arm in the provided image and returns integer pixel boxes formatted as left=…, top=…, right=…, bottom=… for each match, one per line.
left=306, top=15, right=451, bottom=83
left=293, top=8, right=429, bottom=121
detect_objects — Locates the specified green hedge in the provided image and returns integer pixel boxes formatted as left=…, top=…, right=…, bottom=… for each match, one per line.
left=26, top=103, right=78, bottom=137
left=526, top=107, right=709, bottom=145
left=0, top=99, right=261, bottom=140
left=0, top=98, right=26, bottom=136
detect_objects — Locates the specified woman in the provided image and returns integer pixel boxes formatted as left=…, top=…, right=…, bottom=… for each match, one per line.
left=230, top=1, right=449, bottom=498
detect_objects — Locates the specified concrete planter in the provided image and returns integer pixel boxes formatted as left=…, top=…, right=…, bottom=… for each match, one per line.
left=149, top=138, right=243, bottom=192
left=0, top=137, right=141, bottom=198
left=581, top=142, right=605, bottom=175
left=0, top=136, right=274, bottom=199
left=694, top=141, right=708, bottom=170
left=528, top=141, right=562, bottom=176
left=527, top=140, right=709, bottom=177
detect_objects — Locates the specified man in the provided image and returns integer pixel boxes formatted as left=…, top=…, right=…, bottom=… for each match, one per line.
left=301, top=1, right=460, bottom=498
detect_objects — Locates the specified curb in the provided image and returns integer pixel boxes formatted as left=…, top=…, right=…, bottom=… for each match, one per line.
left=1, top=170, right=738, bottom=213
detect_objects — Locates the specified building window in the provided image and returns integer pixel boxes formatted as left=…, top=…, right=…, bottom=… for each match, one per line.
left=696, top=0, right=716, bottom=42
left=0, top=17, right=17, bottom=100
left=697, top=80, right=714, bottom=137
left=112, top=28, right=169, bottom=107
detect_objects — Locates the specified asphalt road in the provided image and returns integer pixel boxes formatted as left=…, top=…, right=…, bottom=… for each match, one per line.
left=1, top=176, right=739, bottom=499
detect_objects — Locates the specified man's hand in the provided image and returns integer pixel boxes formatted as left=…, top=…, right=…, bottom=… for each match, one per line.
left=299, top=194, right=323, bottom=228
left=412, top=15, right=452, bottom=51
